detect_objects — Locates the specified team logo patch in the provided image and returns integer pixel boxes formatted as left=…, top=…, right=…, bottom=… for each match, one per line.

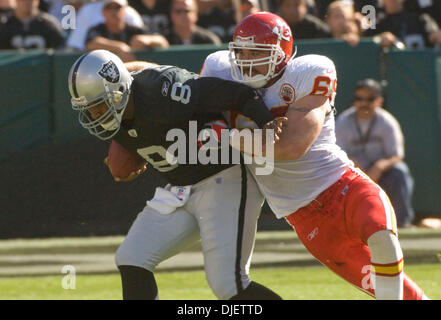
left=161, top=80, right=171, bottom=97
left=98, top=60, right=120, bottom=83
left=279, top=83, right=296, bottom=104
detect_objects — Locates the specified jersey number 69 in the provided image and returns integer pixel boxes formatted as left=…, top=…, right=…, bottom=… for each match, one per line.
left=309, top=76, right=337, bottom=96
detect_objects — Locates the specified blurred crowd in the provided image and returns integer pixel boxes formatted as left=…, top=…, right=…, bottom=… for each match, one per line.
left=0, top=0, right=440, bottom=57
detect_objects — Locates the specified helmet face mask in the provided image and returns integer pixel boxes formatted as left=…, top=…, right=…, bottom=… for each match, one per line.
left=228, top=12, right=295, bottom=89
left=72, top=89, right=128, bottom=140
left=229, top=40, right=286, bottom=88
left=68, top=50, right=132, bottom=140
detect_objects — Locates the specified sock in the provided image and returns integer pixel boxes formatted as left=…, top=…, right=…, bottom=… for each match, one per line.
left=118, top=265, right=158, bottom=300
left=229, top=281, right=282, bottom=300
left=371, top=259, right=404, bottom=299
left=368, top=230, right=404, bottom=300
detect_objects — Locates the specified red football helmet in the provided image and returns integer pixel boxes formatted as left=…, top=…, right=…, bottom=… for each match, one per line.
left=228, top=12, right=296, bottom=88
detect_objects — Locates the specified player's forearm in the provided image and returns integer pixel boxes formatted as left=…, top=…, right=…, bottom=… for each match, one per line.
left=86, top=37, right=131, bottom=54
left=124, top=61, right=158, bottom=72
left=272, top=97, right=327, bottom=160
left=272, top=123, right=319, bottom=160
left=195, top=78, right=274, bottom=128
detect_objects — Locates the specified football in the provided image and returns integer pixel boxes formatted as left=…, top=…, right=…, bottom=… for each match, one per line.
left=107, top=140, right=146, bottom=179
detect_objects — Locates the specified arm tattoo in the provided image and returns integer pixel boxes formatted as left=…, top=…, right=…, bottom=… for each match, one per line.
left=289, top=106, right=312, bottom=113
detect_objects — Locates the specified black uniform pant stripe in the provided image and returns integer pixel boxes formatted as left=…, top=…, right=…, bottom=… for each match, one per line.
left=235, top=160, right=248, bottom=294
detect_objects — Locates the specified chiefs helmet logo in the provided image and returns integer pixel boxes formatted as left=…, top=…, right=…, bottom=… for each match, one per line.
left=272, top=21, right=291, bottom=42
left=98, top=60, right=120, bottom=83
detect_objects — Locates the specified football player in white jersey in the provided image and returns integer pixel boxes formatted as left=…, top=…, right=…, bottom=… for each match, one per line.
left=201, top=12, right=428, bottom=300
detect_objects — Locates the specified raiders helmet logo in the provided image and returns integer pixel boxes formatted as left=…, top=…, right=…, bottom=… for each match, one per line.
left=279, top=83, right=295, bottom=104
left=98, top=60, right=120, bottom=83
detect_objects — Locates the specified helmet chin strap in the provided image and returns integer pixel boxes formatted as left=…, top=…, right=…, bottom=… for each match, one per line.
left=100, top=116, right=120, bottom=131
left=243, top=76, right=269, bottom=89
left=100, top=101, right=127, bottom=131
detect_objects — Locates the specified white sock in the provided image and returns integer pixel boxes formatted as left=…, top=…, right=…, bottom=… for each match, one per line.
left=368, top=230, right=404, bottom=300
left=371, top=270, right=404, bottom=300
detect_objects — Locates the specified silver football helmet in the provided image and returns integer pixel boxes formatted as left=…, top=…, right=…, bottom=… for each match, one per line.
left=68, top=50, right=133, bottom=140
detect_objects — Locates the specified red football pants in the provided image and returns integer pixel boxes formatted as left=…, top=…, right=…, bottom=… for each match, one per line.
left=285, top=167, right=423, bottom=299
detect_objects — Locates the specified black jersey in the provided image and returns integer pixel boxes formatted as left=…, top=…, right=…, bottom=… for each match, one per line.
left=128, top=0, right=171, bottom=34
left=85, top=23, right=146, bottom=46
left=113, top=65, right=274, bottom=186
left=366, top=11, right=439, bottom=48
left=0, top=12, right=64, bottom=49
left=289, top=14, right=331, bottom=40
left=197, top=7, right=237, bottom=43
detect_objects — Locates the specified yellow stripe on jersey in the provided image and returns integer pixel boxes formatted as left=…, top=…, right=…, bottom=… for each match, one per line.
left=371, top=258, right=404, bottom=277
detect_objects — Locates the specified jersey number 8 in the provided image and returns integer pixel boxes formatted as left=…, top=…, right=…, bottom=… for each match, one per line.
left=171, top=83, right=191, bottom=104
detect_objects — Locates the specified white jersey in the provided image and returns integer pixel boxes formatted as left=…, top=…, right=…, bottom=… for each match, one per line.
left=201, top=50, right=352, bottom=218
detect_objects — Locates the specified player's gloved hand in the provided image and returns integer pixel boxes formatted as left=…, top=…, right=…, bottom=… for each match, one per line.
left=103, top=156, right=148, bottom=182
left=263, top=117, right=288, bottom=145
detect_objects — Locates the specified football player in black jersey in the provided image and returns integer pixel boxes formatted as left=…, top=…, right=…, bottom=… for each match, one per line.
left=68, top=49, right=284, bottom=300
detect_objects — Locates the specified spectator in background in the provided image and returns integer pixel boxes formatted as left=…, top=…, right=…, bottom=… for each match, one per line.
left=325, top=0, right=361, bottom=46
left=237, top=0, right=260, bottom=22
left=66, top=0, right=144, bottom=51
left=166, top=0, right=221, bottom=45
left=364, top=0, right=441, bottom=49
left=405, top=0, right=441, bottom=27
left=128, top=0, right=171, bottom=35
left=314, top=0, right=345, bottom=20
left=86, top=0, right=168, bottom=62
left=277, top=0, right=331, bottom=40
left=335, top=79, right=415, bottom=228
left=0, top=0, right=14, bottom=18
left=197, top=0, right=218, bottom=15
left=0, top=0, right=64, bottom=49
left=197, top=0, right=236, bottom=42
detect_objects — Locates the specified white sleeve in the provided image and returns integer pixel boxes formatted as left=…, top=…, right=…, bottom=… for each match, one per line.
left=200, top=52, right=220, bottom=77
left=296, top=55, right=338, bottom=105
left=335, top=116, right=348, bottom=150
left=200, top=59, right=212, bottom=77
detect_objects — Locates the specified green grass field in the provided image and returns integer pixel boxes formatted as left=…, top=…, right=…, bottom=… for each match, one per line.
left=0, top=230, right=440, bottom=300
left=1, top=263, right=440, bottom=300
